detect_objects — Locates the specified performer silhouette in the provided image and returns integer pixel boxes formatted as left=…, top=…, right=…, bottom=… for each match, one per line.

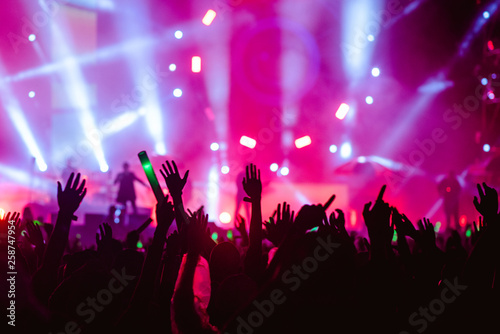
left=437, top=170, right=461, bottom=229
left=114, top=162, right=147, bottom=214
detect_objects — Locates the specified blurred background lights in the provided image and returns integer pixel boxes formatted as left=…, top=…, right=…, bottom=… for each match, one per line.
left=28, top=91, right=35, bottom=98
left=367, top=34, right=374, bottom=42
left=295, top=135, right=312, bottom=149
left=371, top=67, right=380, bottom=77
left=280, top=167, right=290, bottom=176
left=169, top=63, right=176, bottom=71
left=210, top=142, right=219, bottom=151
left=481, top=77, right=488, bottom=85
left=173, top=88, right=183, bottom=97
left=174, top=30, right=183, bottom=39
left=340, top=142, right=352, bottom=158
left=483, top=11, right=490, bottom=19
left=219, top=212, right=231, bottom=224
left=240, top=136, right=256, bottom=149
left=335, top=103, right=350, bottom=120
left=202, top=9, right=217, bottom=26
left=191, top=56, right=201, bottom=73
left=270, top=163, right=279, bottom=172
left=329, top=145, right=338, bottom=153
left=365, top=96, right=373, bottom=104
left=483, top=143, right=491, bottom=152
left=221, top=165, right=229, bottom=174
left=28, top=34, right=36, bottom=42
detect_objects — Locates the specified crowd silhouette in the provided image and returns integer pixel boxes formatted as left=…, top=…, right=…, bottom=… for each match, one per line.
left=1, top=160, right=500, bottom=333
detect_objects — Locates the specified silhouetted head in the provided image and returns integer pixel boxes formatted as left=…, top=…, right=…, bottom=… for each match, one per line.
left=209, top=242, right=241, bottom=285
left=123, top=162, right=130, bottom=171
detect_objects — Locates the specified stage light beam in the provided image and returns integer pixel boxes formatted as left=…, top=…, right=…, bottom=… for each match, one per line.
left=202, top=9, right=217, bottom=26
left=192, top=56, right=201, bottom=73
left=335, top=103, right=350, bottom=120
left=240, top=136, right=256, bottom=149
left=295, top=136, right=312, bottom=149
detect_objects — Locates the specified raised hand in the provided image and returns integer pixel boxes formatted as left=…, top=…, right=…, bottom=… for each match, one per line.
left=328, top=209, right=348, bottom=238
left=96, top=222, right=113, bottom=251
left=57, top=172, right=87, bottom=216
left=416, top=217, right=436, bottom=250
left=25, top=220, right=45, bottom=247
left=392, top=208, right=417, bottom=239
left=160, top=160, right=189, bottom=199
left=186, top=205, right=204, bottom=220
left=234, top=214, right=249, bottom=247
left=473, top=182, right=499, bottom=222
left=293, top=194, right=335, bottom=232
left=363, top=185, right=393, bottom=249
left=264, top=202, right=294, bottom=246
left=187, top=210, right=209, bottom=255
left=242, top=163, right=262, bottom=203
left=3, top=212, right=21, bottom=244
left=156, top=196, right=175, bottom=230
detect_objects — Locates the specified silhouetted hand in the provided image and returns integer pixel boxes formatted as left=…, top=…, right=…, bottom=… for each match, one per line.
left=363, top=185, right=393, bottom=246
left=96, top=222, right=113, bottom=251
left=473, top=182, right=499, bottom=223
left=156, top=196, right=175, bottom=230
left=57, top=172, right=87, bottom=216
left=234, top=214, right=249, bottom=246
left=160, top=160, right=189, bottom=199
left=264, top=202, right=294, bottom=246
left=4, top=212, right=21, bottom=244
left=392, top=208, right=417, bottom=239
left=416, top=217, right=436, bottom=250
left=242, top=164, right=262, bottom=203
left=186, top=205, right=204, bottom=220
left=25, top=220, right=44, bottom=247
left=328, top=209, right=348, bottom=238
left=187, top=210, right=208, bottom=255
left=294, top=194, right=335, bottom=232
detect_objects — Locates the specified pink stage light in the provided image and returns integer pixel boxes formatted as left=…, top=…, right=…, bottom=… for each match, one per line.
left=295, top=135, right=312, bottom=149
left=192, top=56, right=201, bottom=73
left=240, top=136, right=256, bottom=149
left=488, top=40, right=494, bottom=51
left=202, top=9, right=217, bottom=26
left=335, top=103, right=350, bottom=120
